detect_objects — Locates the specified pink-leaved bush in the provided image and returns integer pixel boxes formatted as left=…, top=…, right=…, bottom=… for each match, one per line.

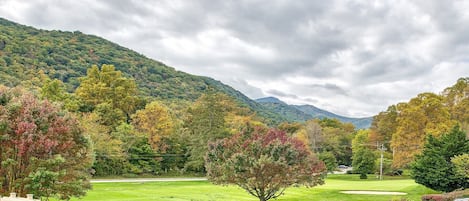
left=205, top=128, right=326, bottom=201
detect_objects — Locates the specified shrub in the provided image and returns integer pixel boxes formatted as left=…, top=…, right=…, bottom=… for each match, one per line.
left=206, top=128, right=326, bottom=201
left=359, top=173, right=367, bottom=179
left=421, top=194, right=444, bottom=201
left=422, top=189, right=469, bottom=201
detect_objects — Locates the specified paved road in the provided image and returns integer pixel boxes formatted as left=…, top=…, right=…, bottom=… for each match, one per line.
left=91, top=177, right=207, bottom=183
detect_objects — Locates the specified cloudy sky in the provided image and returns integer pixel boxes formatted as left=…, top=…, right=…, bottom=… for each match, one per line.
left=1, top=0, right=469, bottom=117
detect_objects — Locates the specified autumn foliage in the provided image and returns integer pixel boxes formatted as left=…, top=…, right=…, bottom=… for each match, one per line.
left=0, top=86, right=92, bottom=199
left=371, top=78, right=469, bottom=168
left=205, top=128, right=326, bottom=201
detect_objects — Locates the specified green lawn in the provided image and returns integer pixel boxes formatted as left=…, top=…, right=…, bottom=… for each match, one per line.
left=67, top=174, right=437, bottom=201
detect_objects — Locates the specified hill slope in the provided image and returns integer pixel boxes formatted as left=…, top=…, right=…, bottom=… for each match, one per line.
left=0, top=18, right=285, bottom=124
left=255, top=97, right=313, bottom=122
left=256, top=97, right=372, bottom=128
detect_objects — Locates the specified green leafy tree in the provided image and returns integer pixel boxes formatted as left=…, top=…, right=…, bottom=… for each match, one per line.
left=26, top=156, right=65, bottom=201
left=127, top=138, right=160, bottom=175
left=185, top=90, right=232, bottom=171
left=375, top=157, right=393, bottom=176
left=0, top=86, right=92, bottom=199
left=79, top=112, right=125, bottom=176
left=75, top=64, right=139, bottom=117
left=318, top=118, right=355, bottom=166
left=411, top=126, right=469, bottom=192
left=205, top=128, right=326, bottom=201
left=93, top=102, right=127, bottom=129
left=318, top=151, right=338, bottom=173
left=352, top=130, right=376, bottom=179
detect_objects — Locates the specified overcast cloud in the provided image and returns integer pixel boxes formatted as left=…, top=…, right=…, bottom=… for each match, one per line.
left=1, top=0, right=468, bottom=117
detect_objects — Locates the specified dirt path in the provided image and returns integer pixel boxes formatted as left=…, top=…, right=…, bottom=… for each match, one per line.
left=340, top=191, right=407, bottom=195
left=91, top=177, right=207, bottom=183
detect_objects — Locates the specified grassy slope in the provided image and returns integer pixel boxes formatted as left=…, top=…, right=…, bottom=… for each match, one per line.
left=65, top=175, right=436, bottom=201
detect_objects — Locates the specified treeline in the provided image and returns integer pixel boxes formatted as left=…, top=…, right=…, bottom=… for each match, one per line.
left=5, top=64, right=357, bottom=177
left=368, top=78, right=469, bottom=169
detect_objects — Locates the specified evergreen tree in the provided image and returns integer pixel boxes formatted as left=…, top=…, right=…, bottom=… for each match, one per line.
left=411, top=126, right=469, bottom=192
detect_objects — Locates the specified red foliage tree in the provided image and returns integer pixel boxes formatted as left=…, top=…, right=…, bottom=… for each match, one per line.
left=0, top=86, right=92, bottom=200
left=205, top=128, right=326, bottom=201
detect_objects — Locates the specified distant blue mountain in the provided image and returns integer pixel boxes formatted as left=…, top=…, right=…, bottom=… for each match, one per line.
left=255, top=97, right=287, bottom=104
left=255, top=97, right=373, bottom=129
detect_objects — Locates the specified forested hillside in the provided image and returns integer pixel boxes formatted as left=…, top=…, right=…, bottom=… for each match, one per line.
left=0, top=17, right=285, bottom=124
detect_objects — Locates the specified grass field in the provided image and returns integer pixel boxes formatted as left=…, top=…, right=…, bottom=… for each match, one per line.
left=67, top=174, right=437, bottom=201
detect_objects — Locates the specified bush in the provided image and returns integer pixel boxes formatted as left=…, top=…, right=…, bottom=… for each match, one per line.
left=421, top=194, right=444, bottom=201
left=444, top=189, right=469, bottom=201
left=422, top=189, right=469, bottom=201
left=359, top=173, right=367, bottom=179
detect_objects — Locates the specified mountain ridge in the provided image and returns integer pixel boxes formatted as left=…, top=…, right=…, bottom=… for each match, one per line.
left=255, top=97, right=372, bottom=128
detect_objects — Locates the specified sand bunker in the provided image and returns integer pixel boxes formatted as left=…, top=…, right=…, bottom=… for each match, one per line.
left=340, top=191, right=407, bottom=195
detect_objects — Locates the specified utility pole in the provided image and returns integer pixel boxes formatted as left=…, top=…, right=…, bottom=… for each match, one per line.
left=378, top=143, right=387, bottom=180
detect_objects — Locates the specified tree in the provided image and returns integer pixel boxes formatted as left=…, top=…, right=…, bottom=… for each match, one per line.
left=79, top=112, right=125, bottom=176
left=205, top=128, right=326, bottom=201
left=370, top=105, right=397, bottom=147
left=318, top=151, right=338, bottom=173
left=318, top=119, right=354, bottom=166
left=392, top=93, right=456, bottom=168
left=352, top=130, right=376, bottom=179
left=443, top=78, right=469, bottom=135
left=75, top=64, right=139, bottom=118
left=305, top=120, right=323, bottom=153
left=0, top=86, right=92, bottom=199
left=410, top=126, right=469, bottom=192
left=132, top=101, right=174, bottom=152
left=184, top=90, right=232, bottom=171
